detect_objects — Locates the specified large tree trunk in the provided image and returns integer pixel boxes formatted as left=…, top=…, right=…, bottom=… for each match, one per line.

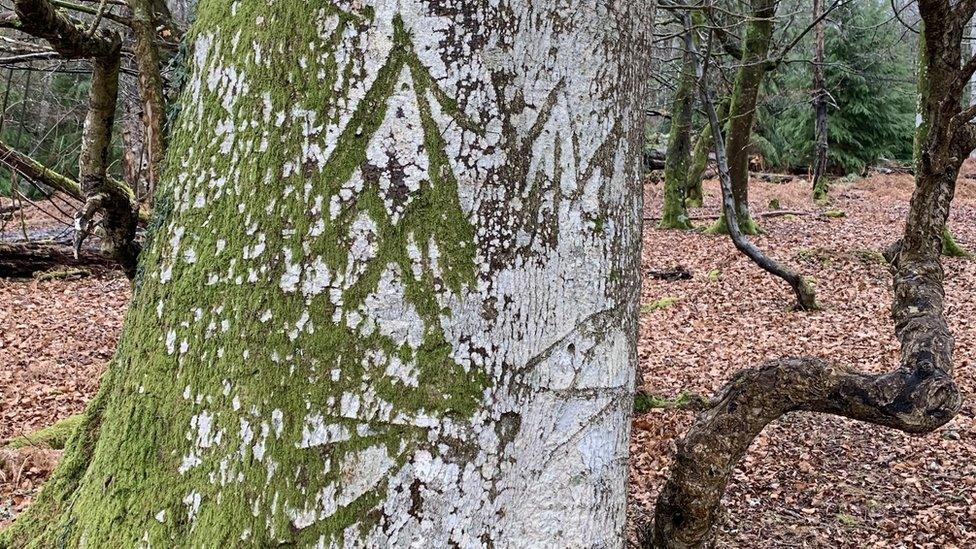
left=707, top=0, right=776, bottom=236
left=1, top=2, right=651, bottom=547
left=660, top=14, right=696, bottom=230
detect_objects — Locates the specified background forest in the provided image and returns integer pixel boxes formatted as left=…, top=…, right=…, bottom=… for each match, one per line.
left=647, top=0, right=918, bottom=178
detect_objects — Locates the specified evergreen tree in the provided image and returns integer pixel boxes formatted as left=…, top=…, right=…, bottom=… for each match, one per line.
left=761, top=1, right=915, bottom=175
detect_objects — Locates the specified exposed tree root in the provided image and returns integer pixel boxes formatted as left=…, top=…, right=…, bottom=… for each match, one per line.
left=942, top=228, right=970, bottom=258
left=0, top=372, right=113, bottom=547
left=5, top=416, right=83, bottom=451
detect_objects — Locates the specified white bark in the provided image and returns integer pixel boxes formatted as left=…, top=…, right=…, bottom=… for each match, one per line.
left=9, top=2, right=653, bottom=547
left=165, top=3, right=651, bottom=545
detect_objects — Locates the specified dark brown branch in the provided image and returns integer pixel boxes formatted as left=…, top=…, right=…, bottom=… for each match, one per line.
left=49, top=0, right=133, bottom=26
left=764, top=0, right=847, bottom=71
left=13, top=0, right=120, bottom=58
left=650, top=6, right=965, bottom=547
left=696, top=46, right=818, bottom=310
left=0, top=138, right=145, bottom=227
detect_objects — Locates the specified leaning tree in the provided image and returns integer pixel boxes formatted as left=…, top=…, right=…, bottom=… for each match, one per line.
left=1, top=1, right=652, bottom=547
left=651, top=0, right=974, bottom=545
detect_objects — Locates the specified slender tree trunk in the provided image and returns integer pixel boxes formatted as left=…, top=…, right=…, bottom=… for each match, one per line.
left=125, top=0, right=170, bottom=205
left=1, top=3, right=651, bottom=547
left=660, top=14, right=696, bottom=230
left=696, top=77, right=817, bottom=310
left=121, top=81, right=149, bottom=199
left=811, top=0, right=829, bottom=199
left=686, top=97, right=729, bottom=207
left=707, top=0, right=776, bottom=236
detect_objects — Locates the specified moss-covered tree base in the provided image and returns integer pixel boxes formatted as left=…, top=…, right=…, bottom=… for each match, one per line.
left=705, top=213, right=760, bottom=236
left=942, top=228, right=971, bottom=257
left=812, top=183, right=829, bottom=202
left=0, top=373, right=110, bottom=548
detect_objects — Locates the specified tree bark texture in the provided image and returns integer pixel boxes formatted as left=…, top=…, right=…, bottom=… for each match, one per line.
left=2, top=2, right=651, bottom=547
left=126, top=0, right=172, bottom=204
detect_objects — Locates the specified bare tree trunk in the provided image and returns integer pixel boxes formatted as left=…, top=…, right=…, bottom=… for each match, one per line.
left=120, top=81, right=149, bottom=199
left=660, top=14, right=697, bottom=230
left=125, top=0, right=171, bottom=205
left=811, top=0, right=829, bottom=199
left=706, top=0, right=776, bottom=236
left=1, top=2, right=652, bottom=546
left=0, top=242, right=116, bottom=278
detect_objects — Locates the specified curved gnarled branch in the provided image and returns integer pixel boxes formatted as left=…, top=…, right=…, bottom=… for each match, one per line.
left=651, top=235, right=960, bottom=547
left=650, top=6, right=965, bottom=547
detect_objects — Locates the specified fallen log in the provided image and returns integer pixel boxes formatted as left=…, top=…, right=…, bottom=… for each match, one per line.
left=0, top=242, right=118, bottom=278
left=757, top=172, right=796, bottom=184
left=644, top=148, right=666, bottom=171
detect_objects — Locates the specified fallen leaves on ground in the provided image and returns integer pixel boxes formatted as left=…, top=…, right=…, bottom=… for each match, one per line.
left=0, top=268, right=129, bottom=527
left=631, top=165, right=976, bottom=547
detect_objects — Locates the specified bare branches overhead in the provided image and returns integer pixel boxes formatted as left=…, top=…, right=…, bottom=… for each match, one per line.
left=12, top=0, right=120, bottom=59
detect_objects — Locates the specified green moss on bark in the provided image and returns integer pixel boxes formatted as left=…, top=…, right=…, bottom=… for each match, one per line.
left=659, top=22, right=696, bottom=231
left=705, top=211, right=760, bottom=236
left=721, top=0, right=776, bottom=233
left=4, top=415, right=82, bottom=450
left=3, top=5, right=487, bottom=547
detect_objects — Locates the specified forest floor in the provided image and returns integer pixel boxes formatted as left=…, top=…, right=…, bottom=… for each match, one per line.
left=1, top=167, right=975, bottom=546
